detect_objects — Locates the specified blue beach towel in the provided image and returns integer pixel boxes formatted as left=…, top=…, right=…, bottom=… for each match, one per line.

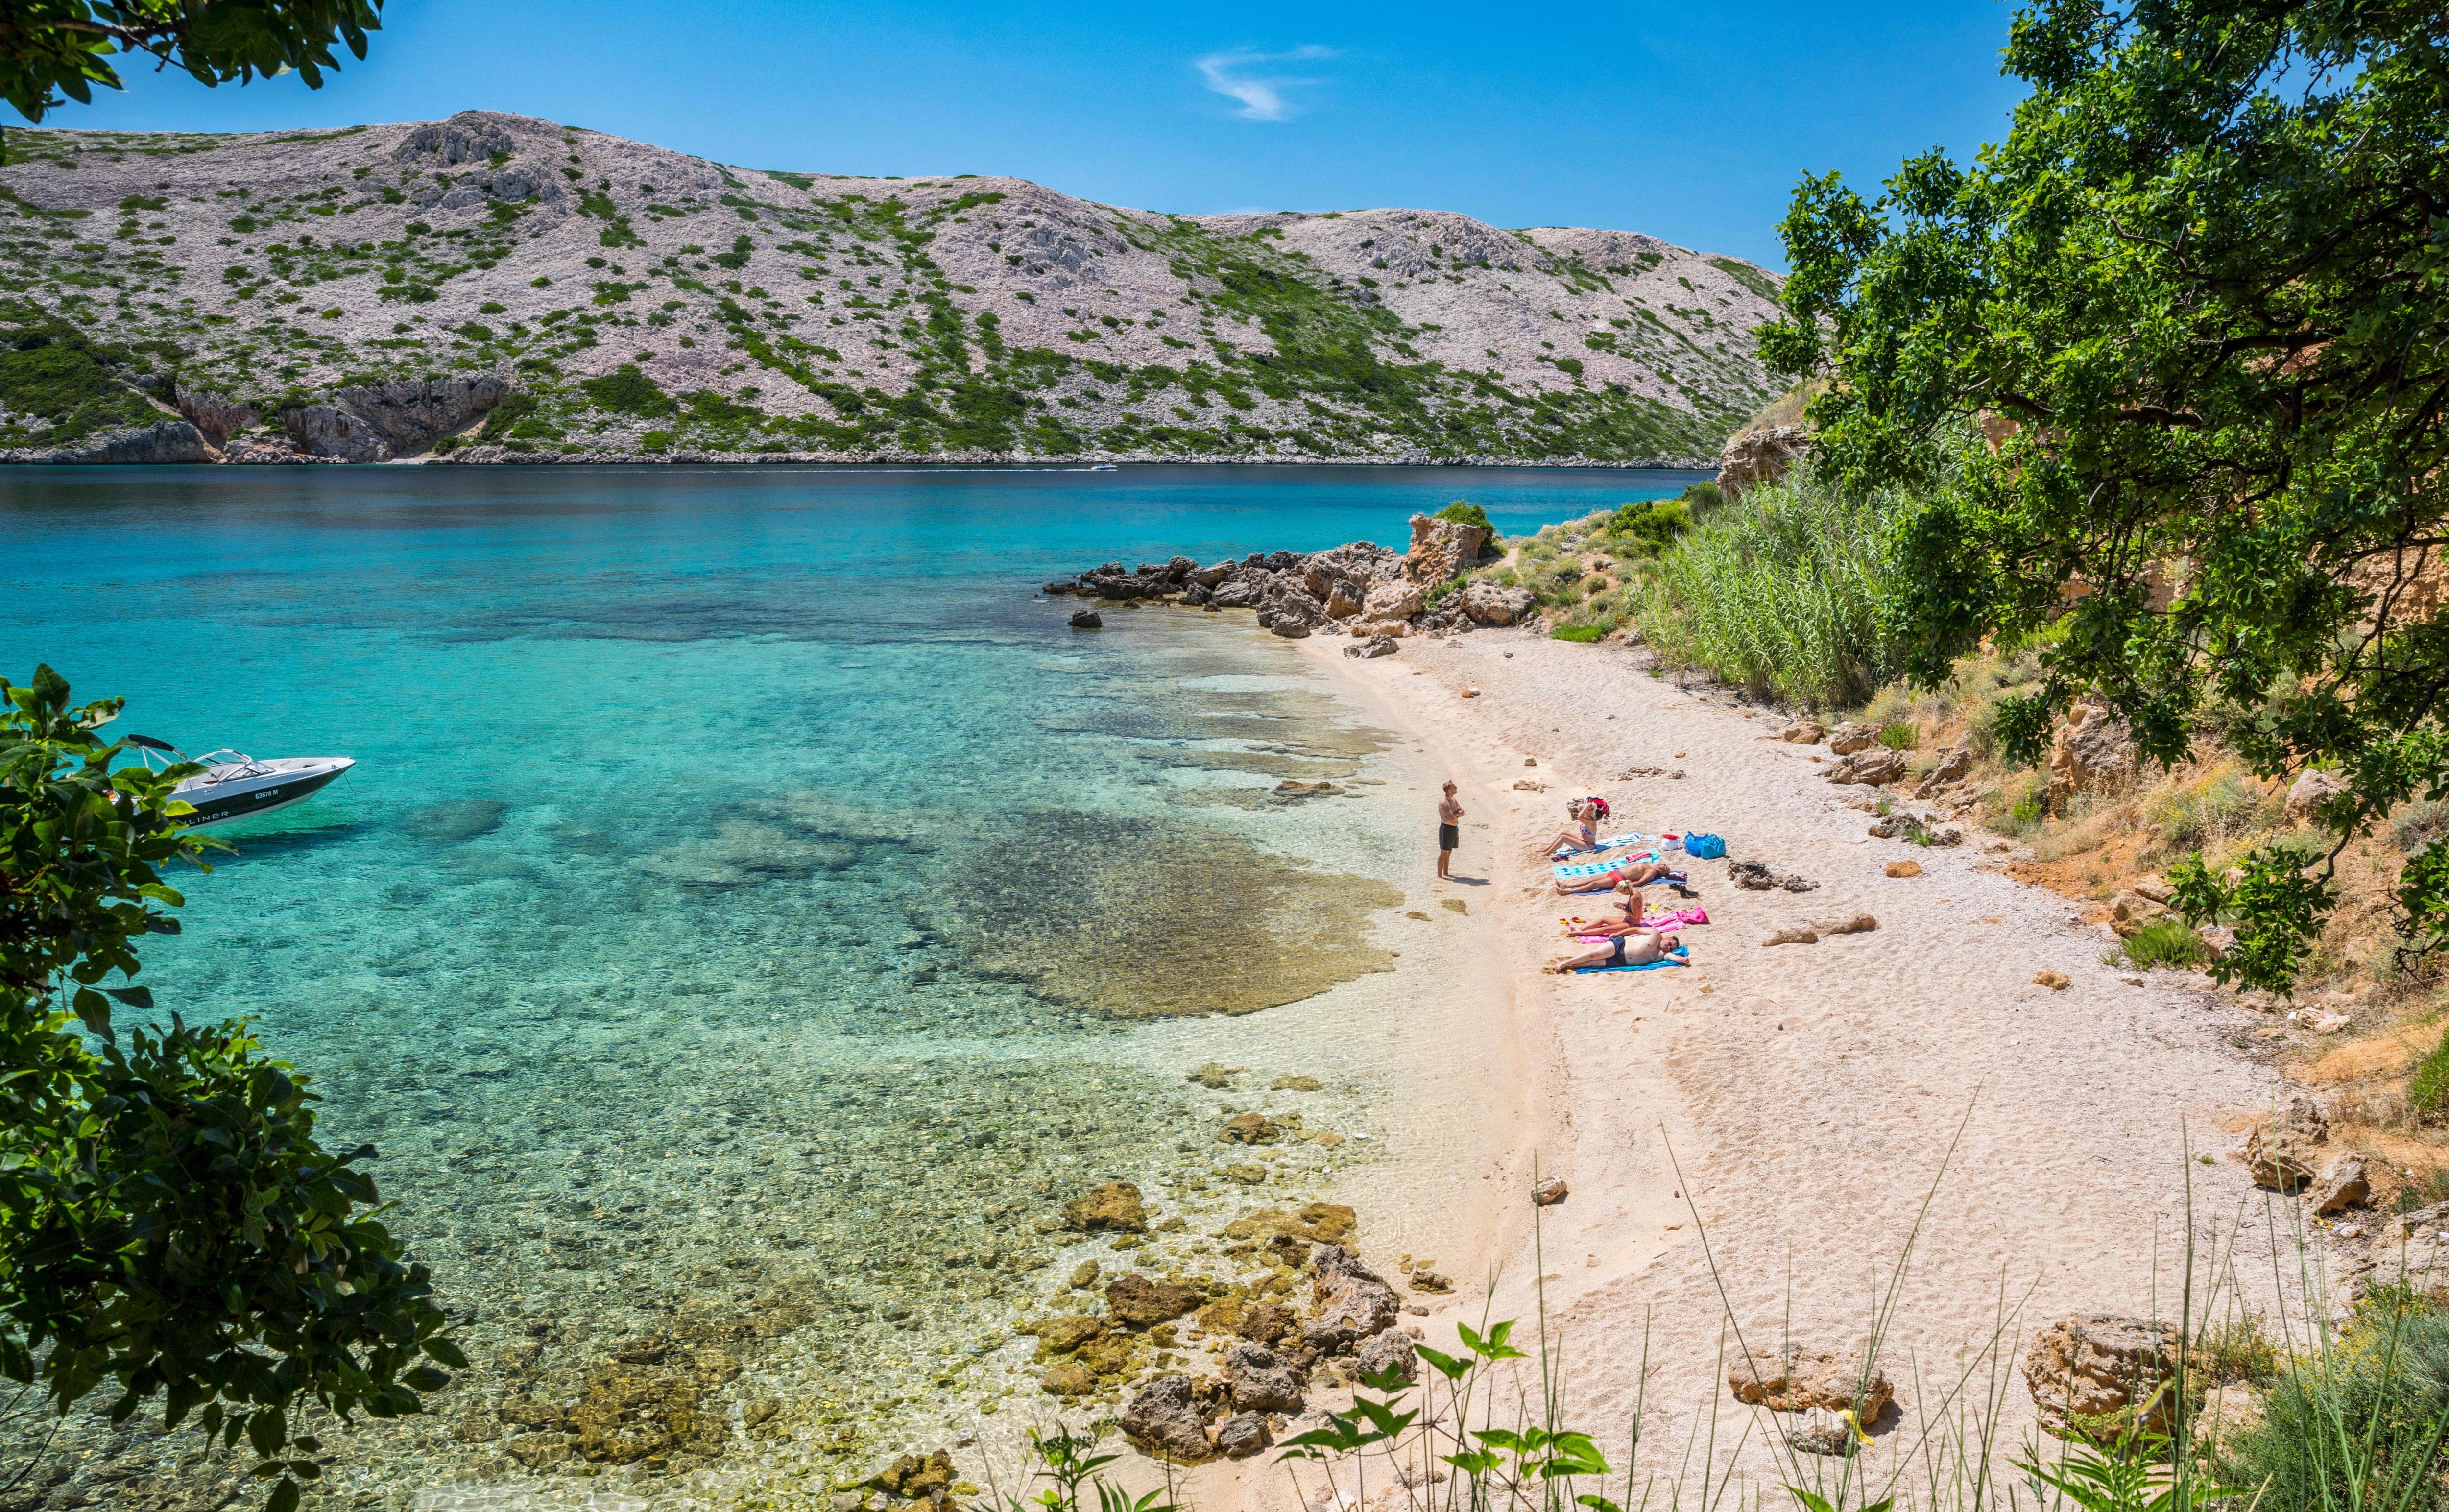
left=1574, top=944, right=1690, bottom=975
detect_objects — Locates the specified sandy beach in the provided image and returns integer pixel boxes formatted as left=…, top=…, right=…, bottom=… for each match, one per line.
left=1175, top=625, right=2297, bottom=1511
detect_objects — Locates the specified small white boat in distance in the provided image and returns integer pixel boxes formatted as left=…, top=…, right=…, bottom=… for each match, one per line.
left=126, top=735, right=356, bottom=829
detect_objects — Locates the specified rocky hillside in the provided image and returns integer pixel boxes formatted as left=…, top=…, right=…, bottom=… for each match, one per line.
left=0, top=111, right=1785, bottom=465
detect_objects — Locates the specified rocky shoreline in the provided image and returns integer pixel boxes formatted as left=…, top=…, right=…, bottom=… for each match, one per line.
left=1047, top=513, right=1540, bottom=652
left=3, top=432, right=1715, bottom=469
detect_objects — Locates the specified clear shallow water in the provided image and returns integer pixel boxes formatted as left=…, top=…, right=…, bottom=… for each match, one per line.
left=0, top=464, right=1697, bottom=1510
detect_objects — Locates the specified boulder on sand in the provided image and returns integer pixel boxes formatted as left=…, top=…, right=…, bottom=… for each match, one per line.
left=1362, top=580, right=1425, bottom=621
left=1302, top=1245, right=1400, bottom=1353
left=2242, top=1097, right=2329, bottom=1192
left=2023, top=1315, right=2177, bottom=1441
left=1459, top=581, right=1536, bottom=626
left=1221, top=1342, right=1306, bottom=1413
left=1119, top=1376, right=1212, bottom=1462
left=1356, top=1327, right=1418, bottom=1385
left=2309, top=1153, right=2370, bottom=1215
left=1407, top=513, right=1491, bottom=583
left=1726, top=1342, right=1894, bottom=1421
left=1213, top=1411, right=1272, bottom=1459
left=1827, top=748, right=1908, bottom=785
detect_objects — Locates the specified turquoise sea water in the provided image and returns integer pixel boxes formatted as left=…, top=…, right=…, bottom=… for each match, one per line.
left=0, top=463, right=1699, bottom=1510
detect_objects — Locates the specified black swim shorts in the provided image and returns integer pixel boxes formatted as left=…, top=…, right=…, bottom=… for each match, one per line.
left=1438, top=823, right=1459, bottom=851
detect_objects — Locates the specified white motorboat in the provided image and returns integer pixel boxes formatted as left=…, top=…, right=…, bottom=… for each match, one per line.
left=126, top=735, right=356, bottom=829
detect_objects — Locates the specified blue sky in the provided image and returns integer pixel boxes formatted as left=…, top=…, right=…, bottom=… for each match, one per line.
left=25, top=0, right=2028, bottom=269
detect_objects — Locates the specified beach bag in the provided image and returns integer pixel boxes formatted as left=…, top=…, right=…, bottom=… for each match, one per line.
left=1682, top=832, right=1726, bottom=860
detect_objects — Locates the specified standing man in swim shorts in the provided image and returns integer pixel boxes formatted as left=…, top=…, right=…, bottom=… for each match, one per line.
left=1437, top=780, right=1463, bottom=880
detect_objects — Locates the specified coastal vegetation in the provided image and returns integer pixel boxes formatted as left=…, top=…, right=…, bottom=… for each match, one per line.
left=0, top=666, right=455, bottom=1512
left=1635, top=461, right=1909, bottom=709
left=0, top=305, right=174, bottom=446
left=1760, top=0, right=2449, bottom=997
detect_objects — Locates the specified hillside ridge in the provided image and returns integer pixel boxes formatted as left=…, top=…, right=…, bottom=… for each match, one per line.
left=0, top=111, right=1783, bottom=465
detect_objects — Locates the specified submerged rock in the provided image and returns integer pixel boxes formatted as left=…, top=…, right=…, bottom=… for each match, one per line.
left=402, top=797, right=510, bottom=843
left=1106, top=1274, right=1203, bottom=1328
left=1236, top=1301, right=1295, bottom=1344
left=1220, top=1112, right=1282, bottom=1145
left=1062, top=1182, right=1149, bottom=1233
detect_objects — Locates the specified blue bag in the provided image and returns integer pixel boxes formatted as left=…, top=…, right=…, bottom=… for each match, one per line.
left=1682, top=832, right=1726, bottom=860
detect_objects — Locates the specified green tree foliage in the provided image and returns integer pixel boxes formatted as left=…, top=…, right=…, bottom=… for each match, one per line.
left=1, top=0, right=379, bottom=124
left=1434, top=500, right=1501, bottom=551
left=1764, top=0, right=2449, bottom=992
left=0, top=666, right=456, bottom=1510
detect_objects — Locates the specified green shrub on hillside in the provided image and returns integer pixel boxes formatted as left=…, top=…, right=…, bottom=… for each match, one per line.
left=2122, top=919, right=2211, bottom=971
left=0, top=317, right=163, bottom=448
left=580, top=364, right=676, bottom=418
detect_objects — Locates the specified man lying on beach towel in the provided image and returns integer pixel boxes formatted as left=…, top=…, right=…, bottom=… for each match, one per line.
left=1545, top=926, right=1680, bottom=973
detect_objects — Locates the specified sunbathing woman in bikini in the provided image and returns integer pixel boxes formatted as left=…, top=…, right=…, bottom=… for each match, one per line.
left=1560, top=878, right=1645, bottom=936
left=1553, top=857, right=1676, bottom=896
left=1545, top=926, right=1678, bottom=973
left=1534, top=799, right=1604, bottom=859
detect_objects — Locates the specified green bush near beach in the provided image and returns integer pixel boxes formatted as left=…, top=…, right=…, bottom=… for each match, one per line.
left=2219, top=1286, right=2449, bottom=1512
left=1635, top=460, right=1914, bottom=709
left=2121, top=918, right=2211, bottom=972
left=2408, top=1028, right=2449, bottom=1118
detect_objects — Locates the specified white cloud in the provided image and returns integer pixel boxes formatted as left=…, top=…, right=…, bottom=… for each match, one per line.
left=1195, top=46, right=1336, bottom=122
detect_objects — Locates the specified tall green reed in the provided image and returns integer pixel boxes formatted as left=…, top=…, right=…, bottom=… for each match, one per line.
left=1635, top=464, right=1914, bottom=711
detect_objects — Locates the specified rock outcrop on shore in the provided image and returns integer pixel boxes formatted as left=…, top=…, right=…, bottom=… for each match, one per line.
left=1048, top=513, right=1534, bottom=643
left=1, top=112, right=1783, bottom=466
left=1110, top=1242, right=1419, bottom=1463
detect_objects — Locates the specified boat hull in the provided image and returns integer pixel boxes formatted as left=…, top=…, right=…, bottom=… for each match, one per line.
left=175, top=759, right=355, bottom=829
